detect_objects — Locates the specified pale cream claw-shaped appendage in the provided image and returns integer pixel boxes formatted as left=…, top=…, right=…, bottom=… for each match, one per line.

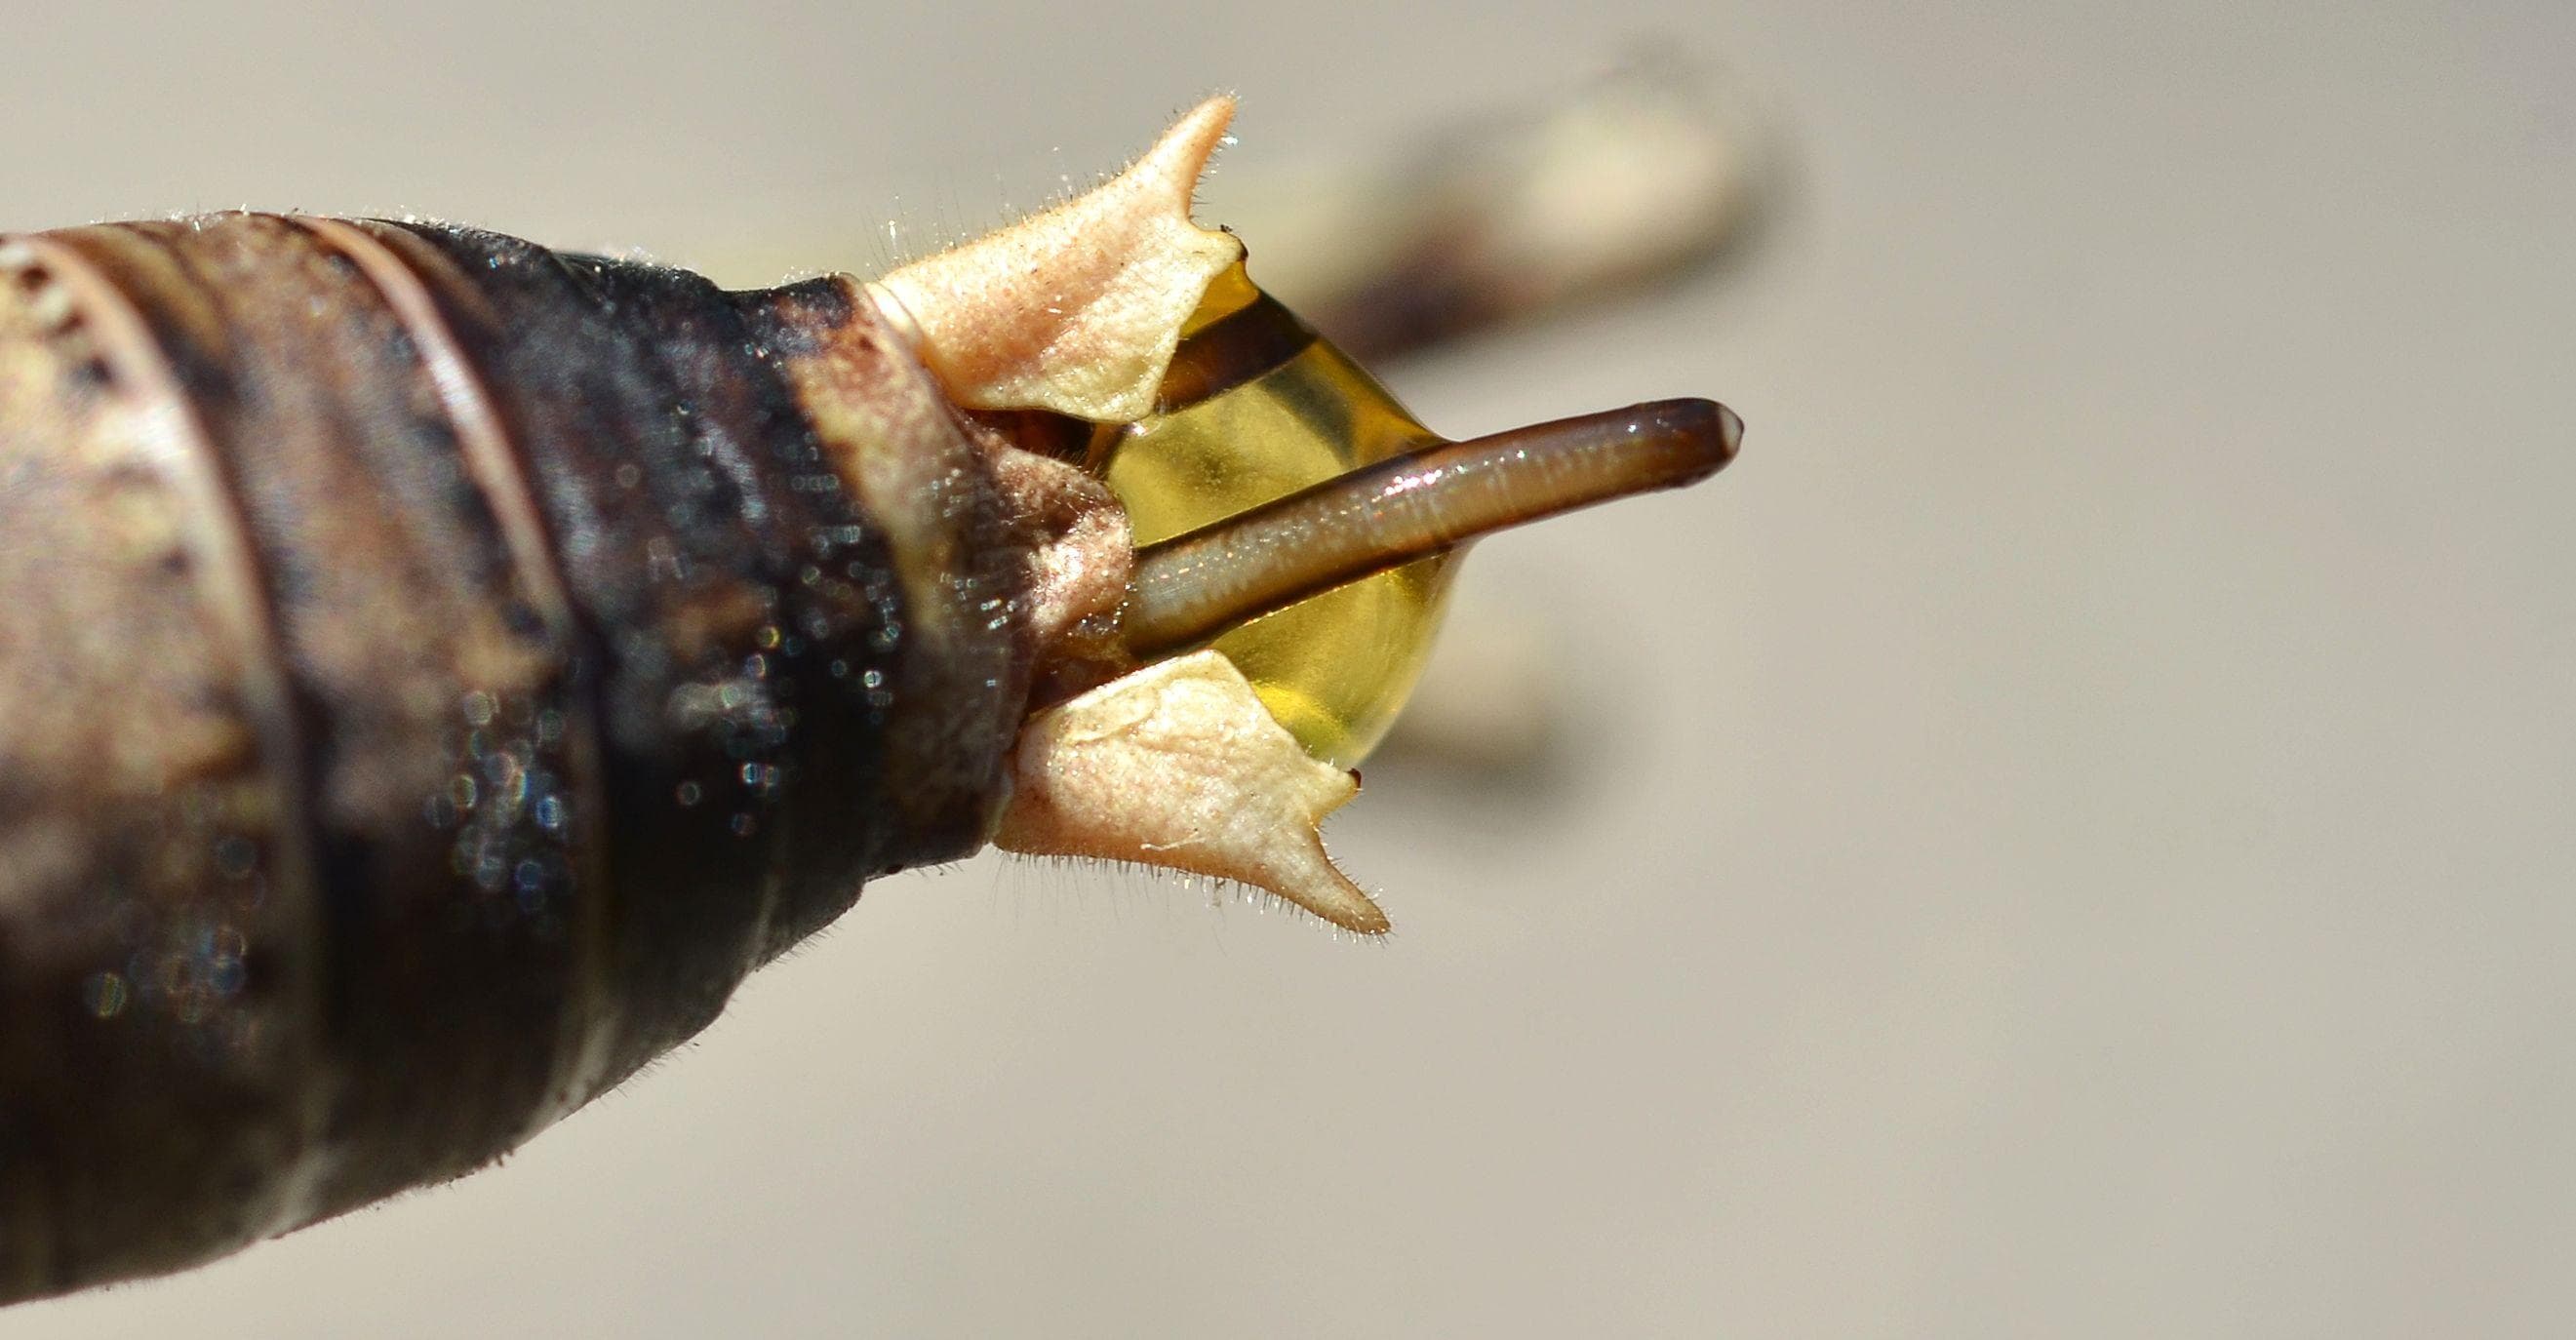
left=993, top=651, right=1389, bottom=935
left=868, top=96, right=1246, bottom=423
left=867, top=98, right=1383, bottom=930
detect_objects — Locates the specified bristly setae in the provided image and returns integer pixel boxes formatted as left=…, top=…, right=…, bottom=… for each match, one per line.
left=0, top=97, right=1739, bottom=1302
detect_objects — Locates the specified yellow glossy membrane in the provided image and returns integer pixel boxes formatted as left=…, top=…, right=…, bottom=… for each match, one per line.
left=1095, top=261, right=1456, bottom=769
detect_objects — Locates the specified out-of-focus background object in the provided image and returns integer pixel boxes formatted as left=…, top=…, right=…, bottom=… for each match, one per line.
left=6, top=2, right=2571, bottom=1336
left=1221, top=49, right=1775, bottom=363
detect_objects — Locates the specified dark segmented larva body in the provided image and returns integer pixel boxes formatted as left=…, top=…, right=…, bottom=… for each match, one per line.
left=0, top=216, right=1036, bottom=1301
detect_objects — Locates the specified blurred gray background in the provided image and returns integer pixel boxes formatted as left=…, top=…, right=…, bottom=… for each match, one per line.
left=6, top=1, right=2570, bottom=1335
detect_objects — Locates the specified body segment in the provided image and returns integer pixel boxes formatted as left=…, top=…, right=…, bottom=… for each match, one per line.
left=0, top=217, right=1037, bottom=1298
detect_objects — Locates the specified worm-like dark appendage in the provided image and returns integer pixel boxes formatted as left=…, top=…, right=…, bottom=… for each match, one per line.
left=0, top=216, right=1033, bottom=1301
left=1123, top=398, right=1741, bottom=658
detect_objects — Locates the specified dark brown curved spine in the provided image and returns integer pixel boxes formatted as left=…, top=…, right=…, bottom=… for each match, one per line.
left=0, top=216, right=1024, bottom=1301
